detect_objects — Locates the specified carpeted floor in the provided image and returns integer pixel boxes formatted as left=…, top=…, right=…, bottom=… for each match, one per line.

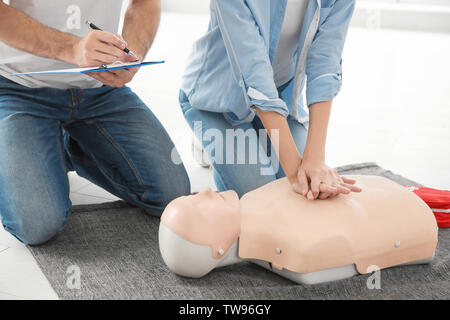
left=28, top=163, right=450, bottom=299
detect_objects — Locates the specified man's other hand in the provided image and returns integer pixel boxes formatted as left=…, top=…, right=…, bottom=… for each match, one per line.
left=88, top=59, right=140, bottom=88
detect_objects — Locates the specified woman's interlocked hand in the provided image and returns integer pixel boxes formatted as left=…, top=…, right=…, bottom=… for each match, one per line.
left=292, top=158, right=362, bottom=200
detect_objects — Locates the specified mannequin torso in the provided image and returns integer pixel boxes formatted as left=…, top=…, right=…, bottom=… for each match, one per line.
left=159, top=175, right=438, bottom=284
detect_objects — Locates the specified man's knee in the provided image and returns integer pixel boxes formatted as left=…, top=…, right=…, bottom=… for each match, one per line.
left=140, top=167, right=191, bottom=216
left=3, top=207, right=68, bottom=246
left=159, top=168, right=191, bottom=208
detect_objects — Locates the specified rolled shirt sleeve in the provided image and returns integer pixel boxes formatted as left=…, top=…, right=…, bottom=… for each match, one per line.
left=305, top=0, right=355, bottom=107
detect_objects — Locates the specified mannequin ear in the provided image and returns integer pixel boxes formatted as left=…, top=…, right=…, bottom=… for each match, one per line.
left=158, top=223, right=220, bottom=278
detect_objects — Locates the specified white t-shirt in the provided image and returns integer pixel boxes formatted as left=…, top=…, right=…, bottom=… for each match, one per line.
left=272, top=0, right=308, bottom=88
left=0, top=0, right=123, bottom=89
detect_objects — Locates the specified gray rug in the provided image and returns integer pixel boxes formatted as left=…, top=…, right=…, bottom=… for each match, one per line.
left=28, top=163, right=450, bottom=300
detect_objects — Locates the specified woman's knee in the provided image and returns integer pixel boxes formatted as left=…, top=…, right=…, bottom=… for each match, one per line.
left=213, top=164, right=275, bottom=197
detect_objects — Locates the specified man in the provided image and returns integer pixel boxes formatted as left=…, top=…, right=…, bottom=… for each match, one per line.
left=0, top=0, right=190, bottom=245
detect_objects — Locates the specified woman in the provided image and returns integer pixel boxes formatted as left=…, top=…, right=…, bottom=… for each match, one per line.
left=179, top=0, right=360, bottom=199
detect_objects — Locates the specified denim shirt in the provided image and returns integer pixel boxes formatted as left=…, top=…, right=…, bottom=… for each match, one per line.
left=181, top=0, right=355, bottom=126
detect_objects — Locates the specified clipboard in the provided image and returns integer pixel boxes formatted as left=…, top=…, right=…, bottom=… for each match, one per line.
left=9, top=60, right=165, bottom=76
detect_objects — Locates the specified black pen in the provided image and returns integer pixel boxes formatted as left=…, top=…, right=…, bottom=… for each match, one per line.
left=85, top=20, right=138, bottom=59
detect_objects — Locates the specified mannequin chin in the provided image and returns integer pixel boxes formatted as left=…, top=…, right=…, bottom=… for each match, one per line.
left=159, top=223, right=240, bottom=278
left=159, top=176, right=438, bottom=285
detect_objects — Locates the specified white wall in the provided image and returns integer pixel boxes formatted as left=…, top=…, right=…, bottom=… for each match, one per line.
left=162, top=0, right=209, bottom=15
left=353, top=1, right=450, bottom=33
left=162, top=0, right=450, bottom=33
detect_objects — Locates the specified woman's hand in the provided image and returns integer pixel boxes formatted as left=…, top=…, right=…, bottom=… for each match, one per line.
left=289, top=100, right=361, bottom=200
left=255, top=103, right=362, bottom=201
left=293, top=157, right=361, bottom=200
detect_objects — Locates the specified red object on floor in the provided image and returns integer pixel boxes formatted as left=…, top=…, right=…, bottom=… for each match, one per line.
left=404, top=186, right=450, bottom=228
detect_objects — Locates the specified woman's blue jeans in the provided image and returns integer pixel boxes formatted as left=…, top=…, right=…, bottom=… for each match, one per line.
left=0, top=76, right=190, bottom=245
left=179, top=90, right=308, bottom=198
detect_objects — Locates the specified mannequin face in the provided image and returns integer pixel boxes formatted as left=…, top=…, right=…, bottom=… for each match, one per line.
left=185, top=188, right=240, bottom=213
left=163, top=188, right=240, bottom=228
left=160, top=188, right=241, bottom=258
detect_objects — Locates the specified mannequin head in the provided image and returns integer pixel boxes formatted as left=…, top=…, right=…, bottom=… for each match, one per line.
left=159, top=189, right=241, bottom=277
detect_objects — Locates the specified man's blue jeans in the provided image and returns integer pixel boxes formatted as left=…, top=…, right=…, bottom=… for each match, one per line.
left=0, top=76, right=190, bottom=245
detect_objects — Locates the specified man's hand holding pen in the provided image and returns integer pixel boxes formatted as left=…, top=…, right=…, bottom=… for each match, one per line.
left=71, top=28, right=140, bottom=87
left=73, top=30, right=133, bottom=67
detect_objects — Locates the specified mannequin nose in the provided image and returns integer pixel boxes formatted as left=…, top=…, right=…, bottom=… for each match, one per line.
left=198, top=188, right=216, bottom=198
left=203, top=188, right=214, bottom=195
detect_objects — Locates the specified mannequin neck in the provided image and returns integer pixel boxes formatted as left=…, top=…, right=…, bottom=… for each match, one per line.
left=217, top=239, right=241, bottom=267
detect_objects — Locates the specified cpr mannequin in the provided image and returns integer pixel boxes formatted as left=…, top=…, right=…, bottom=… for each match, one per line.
left=159, top=175, right=438, bottom=284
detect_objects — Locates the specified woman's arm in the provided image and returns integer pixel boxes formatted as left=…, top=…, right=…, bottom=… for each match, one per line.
left=222, top=0, right=359, bottom=199
left=296, top=0, right=359, bottom=200
left=257, top=107, right=356, bottom=200
left=305, top=0, right=355, bottom=107
left=255, top=109, right=302, bottom=184
left=298, top=100, right=361, bottom=200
